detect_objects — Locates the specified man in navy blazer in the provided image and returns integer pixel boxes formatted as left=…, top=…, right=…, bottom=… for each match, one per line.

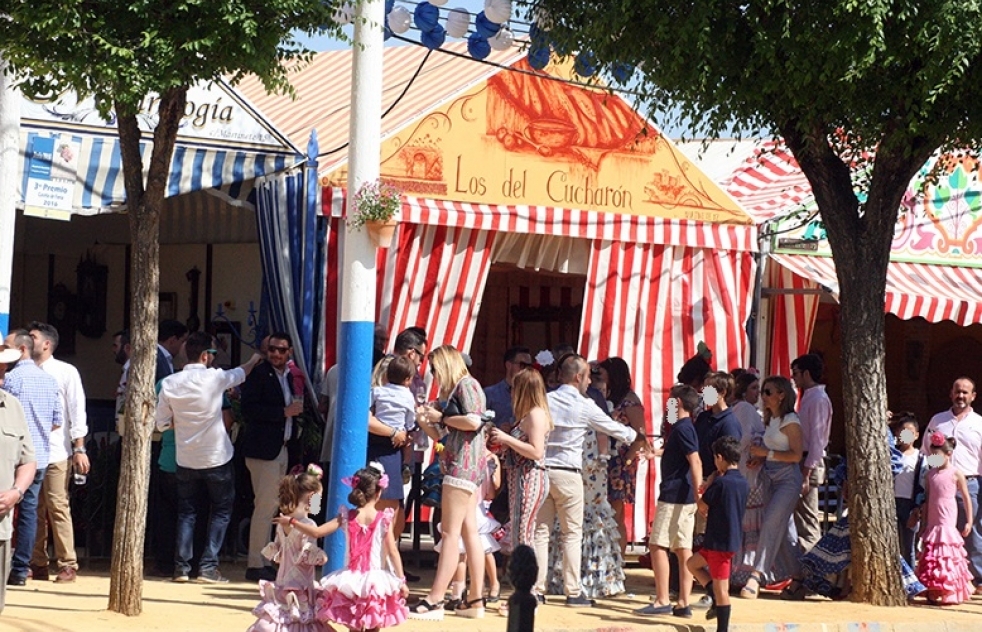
left=239, top=332, right=303, bottom=582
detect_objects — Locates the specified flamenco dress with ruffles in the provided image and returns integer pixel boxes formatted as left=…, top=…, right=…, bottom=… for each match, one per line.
left=318, top=508, right=408, bottom=630
left=247, top=520, right=335, bottom=632
left=916, top=466, right=974, bottom=604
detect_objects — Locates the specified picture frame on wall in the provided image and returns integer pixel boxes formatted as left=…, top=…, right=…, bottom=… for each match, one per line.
left=159, top=292, right=178, bottom=321
left=208, top=321, right=240, bottom=369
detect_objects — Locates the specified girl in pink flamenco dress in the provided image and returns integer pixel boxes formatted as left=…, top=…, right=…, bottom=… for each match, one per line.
left=248, top=465, right=336, bottom=632
left=279, top=464, right=409, bottom=632
left=916, top=432, right=974, bottom=605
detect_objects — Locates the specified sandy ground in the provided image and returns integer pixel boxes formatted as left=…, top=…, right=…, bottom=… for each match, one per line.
left=2, top=555, right=981, bottom=632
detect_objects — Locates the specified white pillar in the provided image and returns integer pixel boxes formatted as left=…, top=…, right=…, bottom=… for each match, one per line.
left=0, top=59, right=20, bottom=336
left=324, top=0, right=385, bottom=572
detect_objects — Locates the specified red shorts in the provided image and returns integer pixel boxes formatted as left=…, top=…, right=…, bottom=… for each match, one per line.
left=702, top=549, right=735, bottom=580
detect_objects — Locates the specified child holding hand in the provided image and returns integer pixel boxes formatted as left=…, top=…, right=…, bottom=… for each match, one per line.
left=276, top=463, right=409, bottom=631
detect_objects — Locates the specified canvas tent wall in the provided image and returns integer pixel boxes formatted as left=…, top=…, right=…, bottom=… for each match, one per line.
left=241, top=43, right=759, bottom=541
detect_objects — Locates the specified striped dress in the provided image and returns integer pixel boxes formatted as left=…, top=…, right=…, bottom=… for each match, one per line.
left=505, top=424, right=549, bottom=547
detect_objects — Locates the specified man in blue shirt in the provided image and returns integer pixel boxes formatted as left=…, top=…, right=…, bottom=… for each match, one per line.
left=1, top=329, right=62, bottom=586
left=483, top=346, right=532, bottom=430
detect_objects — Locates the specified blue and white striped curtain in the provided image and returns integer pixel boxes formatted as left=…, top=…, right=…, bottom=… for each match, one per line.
left=255, top=131, right=326, bottom=395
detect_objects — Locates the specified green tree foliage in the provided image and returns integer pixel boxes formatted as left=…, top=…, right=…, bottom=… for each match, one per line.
left=0, top=0, right=339, bottom=615
left=524, top=0, right=982, bottom=606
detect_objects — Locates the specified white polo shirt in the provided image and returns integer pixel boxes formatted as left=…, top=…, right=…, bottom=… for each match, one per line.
left=155, top=363, right=245, bottom=469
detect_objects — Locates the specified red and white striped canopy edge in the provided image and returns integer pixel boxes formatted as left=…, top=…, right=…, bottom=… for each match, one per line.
left=770, top=253, right=982, bottom=326
left=724, top=144, right=813, bottom=223
left=767, top=260, right=821, bottom=377
left=324, top=187, right=758, bottom=253
left=580, top=239, right=756, bottom=542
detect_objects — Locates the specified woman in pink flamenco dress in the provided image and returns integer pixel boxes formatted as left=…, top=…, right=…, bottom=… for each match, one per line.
left=916, top=432, right=974, bottom=605
left=248, top=465, right=335, bottom=632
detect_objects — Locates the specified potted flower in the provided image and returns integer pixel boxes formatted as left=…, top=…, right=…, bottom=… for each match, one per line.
left=348, top=178, right=402, bottom=248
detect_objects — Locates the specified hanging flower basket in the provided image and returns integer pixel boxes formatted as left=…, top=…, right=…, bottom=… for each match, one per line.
left=348, top=179, right=402, bottom=248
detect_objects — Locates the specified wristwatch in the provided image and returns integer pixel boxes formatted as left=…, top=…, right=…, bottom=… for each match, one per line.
left=10, top=487, right=23, bottom=503
left=390, top=427, right=397, bottom=438
left=767, top=449, right=775, bottom=460
left=73, top=446, right=87, bottom=454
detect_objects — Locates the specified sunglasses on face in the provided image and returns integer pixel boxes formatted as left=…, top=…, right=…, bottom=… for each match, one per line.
left=267, top=345, right=290, bottom=354
left=513, top=361, right=532, bottom=369
left=762, top=388, right=777, bottom=396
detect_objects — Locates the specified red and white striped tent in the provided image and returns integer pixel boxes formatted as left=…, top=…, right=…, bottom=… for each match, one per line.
left=712, top=140, right=982, bottom=374
left=243, top=44, right=760, bottom=541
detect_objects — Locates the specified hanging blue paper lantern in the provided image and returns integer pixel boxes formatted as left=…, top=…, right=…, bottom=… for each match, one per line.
left=420, top=24, right=447, bottom=49
left=474, top=11, right=501, bottom=39
left=414, top=2, right=440, bottom=32
left=384, top=0, right=395, bottom=40
left=574, top=51, right=597, bottom=77
left=467, top=33, right=491, bottom=60
left=528, top=44, right=550, bottom=70
left=612, top=62, right=634, bottom=84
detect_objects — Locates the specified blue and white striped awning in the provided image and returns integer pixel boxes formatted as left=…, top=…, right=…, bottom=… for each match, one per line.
left=18, top=128, right=301, bottom=215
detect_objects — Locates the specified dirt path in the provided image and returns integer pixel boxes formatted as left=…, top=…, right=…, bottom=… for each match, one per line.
left=2, top=560, right=980, bottom=631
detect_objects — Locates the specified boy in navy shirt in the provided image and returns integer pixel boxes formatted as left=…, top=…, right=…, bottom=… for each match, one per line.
left=687, top=436, right=748, bottom=632
left=636, top=384, right=702, bottom=618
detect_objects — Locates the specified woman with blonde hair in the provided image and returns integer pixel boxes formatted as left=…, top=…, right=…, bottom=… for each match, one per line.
left=741, top=375, right=803, bottom=598
left=411, top=345, right=490, bottom=620
left=491, top=369, right=552, bottom=549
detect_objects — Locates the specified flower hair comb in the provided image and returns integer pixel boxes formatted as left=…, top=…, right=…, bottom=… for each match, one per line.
left=930, top=431, right=946, bottom=447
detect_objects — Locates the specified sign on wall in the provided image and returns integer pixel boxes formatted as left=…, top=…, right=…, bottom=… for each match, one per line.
left=24, top=134, right=79, bottom=221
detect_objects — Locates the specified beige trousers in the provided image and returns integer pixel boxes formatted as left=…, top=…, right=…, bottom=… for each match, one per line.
left=245, top=447, right=288, bottom=568
left=533, top=469, right=584, bottom=597
left=0, top=539, right=9, bottom=613
left=31, top=459, right=77, bottom=570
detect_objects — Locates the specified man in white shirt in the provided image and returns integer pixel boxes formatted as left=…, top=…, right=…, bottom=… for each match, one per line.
left=923, top=377, right=982, bottom=594
left=155, top=331, right=261, bottom=584
left=27, top=323, right=89, bottom=584
left=791, top=354, right=833, bottom=553
left=534, top=353, right=647, bottom=607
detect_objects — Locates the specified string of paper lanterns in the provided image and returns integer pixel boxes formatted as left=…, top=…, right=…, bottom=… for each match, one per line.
left=369, top=0, right=638, bottom=84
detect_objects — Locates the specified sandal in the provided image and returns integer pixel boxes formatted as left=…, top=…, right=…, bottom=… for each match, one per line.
left=408, top=599, right=445, bottom=620
left=739, top=576, right=760, bottom=600
left=455, top=597, right=486, bottom=619
left=487, top=584, right=501, bottom=603
left=780, top=580, right=807, bottom=601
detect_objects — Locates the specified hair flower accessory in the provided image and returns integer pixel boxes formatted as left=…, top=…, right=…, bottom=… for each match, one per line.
left=930, top=431, right=946, bottom=447
left=367, top=461, right=390, bottom=489
left=534, top=349, right=554, bottom=370
left=378, top=473, right=390, bottom=489
left=306, top=463, right=324, bottom=480
left=341, top=474, right=360, bottom=488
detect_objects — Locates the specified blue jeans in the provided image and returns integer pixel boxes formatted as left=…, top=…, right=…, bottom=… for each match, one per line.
left=956, top=476, right=982, bottom=585
left=10, top=469, right=45, bottom=579
left=754, top=460, right=802, bottom=577
left=895, top=497, right=917, bottom=568
left=175, top=461, right=234, bottom=575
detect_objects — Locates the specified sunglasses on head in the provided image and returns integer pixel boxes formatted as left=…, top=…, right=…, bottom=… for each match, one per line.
left=206, top=348, right=218, bottom=355
left=267, top=345, right=290, bottom=354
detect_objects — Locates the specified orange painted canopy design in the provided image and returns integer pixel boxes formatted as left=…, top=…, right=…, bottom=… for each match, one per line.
left=241, top=43, right=751, bottom=225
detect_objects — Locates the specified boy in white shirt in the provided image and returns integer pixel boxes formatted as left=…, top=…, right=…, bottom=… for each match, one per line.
left=892, top=412, right=925, bottom=568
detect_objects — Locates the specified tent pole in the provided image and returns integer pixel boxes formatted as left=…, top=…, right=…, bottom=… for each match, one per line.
left=0, top=57, right=20, bottom=336
left=326, top=0, right=384, bottom=573
left=748, top=233, right=769, bottom=372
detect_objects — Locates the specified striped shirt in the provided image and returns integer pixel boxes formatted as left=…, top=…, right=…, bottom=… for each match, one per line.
left=2, top=358, right=63, bottom=469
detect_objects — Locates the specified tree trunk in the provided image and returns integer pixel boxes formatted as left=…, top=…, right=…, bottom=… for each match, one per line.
left=107, top=87, right=188, bottom=616
left=782, top=125, right=935, bottom=606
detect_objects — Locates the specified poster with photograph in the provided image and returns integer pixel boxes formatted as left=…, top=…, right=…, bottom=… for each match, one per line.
left=24, top=134, right=79, bottom=220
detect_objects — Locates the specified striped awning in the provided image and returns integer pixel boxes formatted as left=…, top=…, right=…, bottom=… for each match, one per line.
left=770, top=253, right=982, bottom=325
left=724, top=141, right=813, bottom=224
left=324, top=187, right=758, bottom=252
left=19, top=128, right=299, bottom=215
